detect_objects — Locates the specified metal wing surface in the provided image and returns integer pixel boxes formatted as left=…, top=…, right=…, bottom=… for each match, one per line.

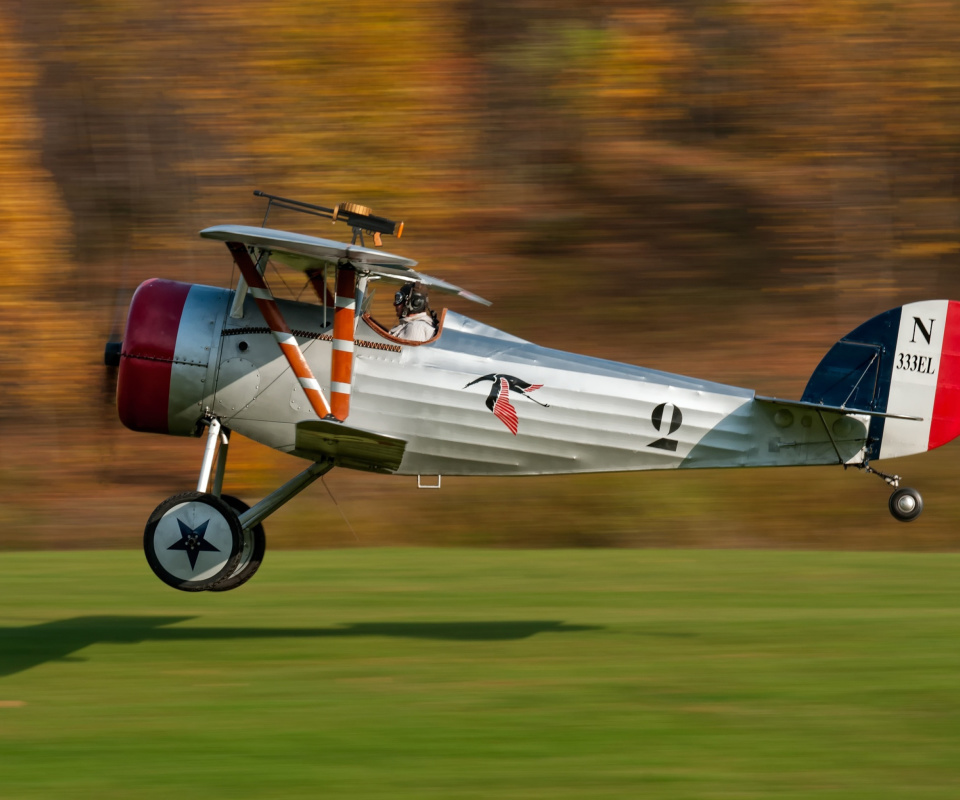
left=200, top=225, right=490, bottom=306
left=417, top=274, right=492, bottom=307
left=201, top=224, right=417, bottom=269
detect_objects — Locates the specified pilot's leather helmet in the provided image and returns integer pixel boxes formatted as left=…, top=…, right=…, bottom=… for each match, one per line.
left=394, top=282, right=428, bottom=315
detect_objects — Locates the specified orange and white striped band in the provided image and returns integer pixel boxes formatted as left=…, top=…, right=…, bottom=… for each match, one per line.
left=331, top=266, right=357, bottom=421
left=225, top=241, right=333, bottom=420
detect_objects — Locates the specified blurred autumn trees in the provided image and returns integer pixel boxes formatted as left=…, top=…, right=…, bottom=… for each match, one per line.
left=4, top=0, right=960, bottom=547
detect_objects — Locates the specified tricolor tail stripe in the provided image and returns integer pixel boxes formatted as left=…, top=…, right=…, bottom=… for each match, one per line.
left=803, top=299, right=960, bottom=461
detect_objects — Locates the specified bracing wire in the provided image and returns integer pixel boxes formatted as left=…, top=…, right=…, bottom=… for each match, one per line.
left=321, top=476, right=361, bottom=544
left=269, top=259, right=296, bottom=299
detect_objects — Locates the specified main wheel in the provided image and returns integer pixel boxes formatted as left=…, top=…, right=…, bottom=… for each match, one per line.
left=207, top=495, right=266, bottom=592
left=889, top=487, right=923, bottom=522
left=144, top=492, right=243, bottom=591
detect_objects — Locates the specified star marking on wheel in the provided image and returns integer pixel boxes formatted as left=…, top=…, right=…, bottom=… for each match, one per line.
left=167, top=518, right=220, bottom=570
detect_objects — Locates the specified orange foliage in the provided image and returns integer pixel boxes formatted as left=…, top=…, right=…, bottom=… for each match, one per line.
left=4, top=1, right=960, bottom=546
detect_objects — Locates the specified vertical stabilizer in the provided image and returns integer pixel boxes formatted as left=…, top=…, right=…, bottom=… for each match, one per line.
left=802, top=300, right=960, bottom=460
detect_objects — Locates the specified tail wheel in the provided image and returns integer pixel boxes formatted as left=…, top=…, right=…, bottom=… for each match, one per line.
left=207, top=495, right=266, bottom=592
left=889, top=487, right=923, bottom=522
left=144, top=492, right=243, bottom=591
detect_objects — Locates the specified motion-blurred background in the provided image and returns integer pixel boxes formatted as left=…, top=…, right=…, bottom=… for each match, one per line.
left=3, top=0, right=960, bottom=550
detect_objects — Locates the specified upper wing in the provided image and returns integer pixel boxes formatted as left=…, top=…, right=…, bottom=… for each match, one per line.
left=201, top=224, right=417, bottom=269
left=201, top=224, right=491, bottom=306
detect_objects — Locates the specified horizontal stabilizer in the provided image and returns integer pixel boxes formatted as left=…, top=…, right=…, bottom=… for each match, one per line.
left=755, top=396, right=922, bottom=421
left=294, top=419, right=406, bottom=473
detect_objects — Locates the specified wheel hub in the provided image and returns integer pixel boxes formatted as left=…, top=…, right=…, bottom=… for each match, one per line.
left=896, top=494, right=917, bottom=514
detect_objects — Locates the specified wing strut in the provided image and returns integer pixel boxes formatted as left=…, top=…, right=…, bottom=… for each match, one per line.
left=331, top=265, right=356, bottom=420
left=225, top=241, right=335, bottom=420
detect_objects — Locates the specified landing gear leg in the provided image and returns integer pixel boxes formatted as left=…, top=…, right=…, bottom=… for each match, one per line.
left=143, top=415, right=335, bottom=591
left=207, top=494, right=266, bottom=592
left=857, top=461, right=924, bottom=522
left=211, top=426, right=230, bottom=498
left=205, top=460, right=333, bottom=590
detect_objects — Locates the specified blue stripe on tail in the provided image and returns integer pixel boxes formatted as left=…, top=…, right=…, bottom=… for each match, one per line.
left=801, top=307, right=901, bottom=459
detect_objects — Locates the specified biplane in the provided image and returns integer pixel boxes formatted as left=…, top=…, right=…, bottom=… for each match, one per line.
left=105, top=191, right=960, bottom=591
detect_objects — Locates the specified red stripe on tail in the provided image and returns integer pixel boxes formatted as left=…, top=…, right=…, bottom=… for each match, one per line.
left=929, top=300, right=960, bottom=450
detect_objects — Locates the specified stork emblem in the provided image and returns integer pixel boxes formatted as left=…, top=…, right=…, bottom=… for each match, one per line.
left=463, top=374, right=549, bottom=435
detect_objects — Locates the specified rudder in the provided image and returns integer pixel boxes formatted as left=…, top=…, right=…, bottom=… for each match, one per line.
left=802, top=300, right=960, bottom=460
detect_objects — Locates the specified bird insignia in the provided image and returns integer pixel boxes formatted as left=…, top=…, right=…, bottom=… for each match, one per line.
left=463, top=374, right=549, bottom=435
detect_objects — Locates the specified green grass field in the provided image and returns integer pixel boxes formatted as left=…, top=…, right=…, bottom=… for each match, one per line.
left=2, top=549, right=960, bottom=798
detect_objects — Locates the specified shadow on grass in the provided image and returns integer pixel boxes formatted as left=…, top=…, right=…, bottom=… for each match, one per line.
left=0, top=616, right=601, bottom=678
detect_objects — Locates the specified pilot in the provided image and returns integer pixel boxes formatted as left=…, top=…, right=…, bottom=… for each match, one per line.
left=390, top=282, right=437, bottom=342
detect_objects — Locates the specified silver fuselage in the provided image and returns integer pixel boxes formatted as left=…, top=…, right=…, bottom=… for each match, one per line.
left=193, top=287, right=865, bottom=475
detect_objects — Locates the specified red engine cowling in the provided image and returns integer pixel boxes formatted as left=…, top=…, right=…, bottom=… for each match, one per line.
left=117, top=279, right=230, bottom=436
